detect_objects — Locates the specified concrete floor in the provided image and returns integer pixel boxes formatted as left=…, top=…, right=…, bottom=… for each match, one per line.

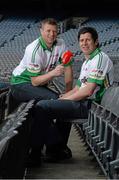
left=25, top=125, right=107, bottom=179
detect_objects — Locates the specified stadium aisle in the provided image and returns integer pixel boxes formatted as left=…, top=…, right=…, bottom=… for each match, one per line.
left=25, top=126, right=106, bottom=179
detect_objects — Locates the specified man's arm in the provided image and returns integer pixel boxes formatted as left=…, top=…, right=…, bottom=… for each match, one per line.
left=64, top=66, right=73, bottom=92
left=59, top=86, right=78, bottom=98
left=60, top=82, right=97, bottom=101
left=31, top=64, right=64, bottom=86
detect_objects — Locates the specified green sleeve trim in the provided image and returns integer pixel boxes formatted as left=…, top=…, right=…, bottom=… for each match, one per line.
left=76, top=79, right=81, bottom=87
left=25, top=69, right=41, bottom=77
left=87, top=78, right=104, bottom=85
left=10, top=69, right=42, bottom=85
left=10, top=74, right=31, bottom=84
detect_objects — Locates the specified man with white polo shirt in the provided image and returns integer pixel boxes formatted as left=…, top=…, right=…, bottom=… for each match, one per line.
left=10, top=18, right=73, bottom=165
left=33, top=26, right=114, bottom=162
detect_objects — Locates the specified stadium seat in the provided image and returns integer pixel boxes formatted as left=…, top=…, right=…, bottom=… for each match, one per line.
left=0, top=100, right=34, bottom=179
left=0, top=91, right=9, bottom=124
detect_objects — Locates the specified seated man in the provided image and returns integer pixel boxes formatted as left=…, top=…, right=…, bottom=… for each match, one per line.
left=32, top=26, right=114, bottom=163
left=10, top=18, right=73, bottom=165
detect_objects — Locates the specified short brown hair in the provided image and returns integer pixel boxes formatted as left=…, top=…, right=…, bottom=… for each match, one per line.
left=78, top=27, right=99, bottom=47
left=40, top=18, right=58, bottom=28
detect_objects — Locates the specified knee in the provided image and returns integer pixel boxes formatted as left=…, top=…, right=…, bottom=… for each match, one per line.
left=35, top=99, right=57, bottom=114
left=35, top=100, right=50, bottom=112
left=33, top=100, right=47, bottom=120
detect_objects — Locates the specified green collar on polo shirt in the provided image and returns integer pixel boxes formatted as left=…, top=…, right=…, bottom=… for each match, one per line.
left=89, top=48, right=101, bottom=60
left=39, top=36, right=57, bottom=51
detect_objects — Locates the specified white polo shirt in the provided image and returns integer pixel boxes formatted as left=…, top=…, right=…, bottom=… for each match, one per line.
left=11, top=36, right=72, bottom=84
left=76, top=48, right=114, bottom=102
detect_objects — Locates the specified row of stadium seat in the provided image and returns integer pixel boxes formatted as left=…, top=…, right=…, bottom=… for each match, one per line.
left=0, top=87, right=35, bottom=178
left=79, top=86, right=119, bottom=179
left=0, top=16, right=119, bottom=84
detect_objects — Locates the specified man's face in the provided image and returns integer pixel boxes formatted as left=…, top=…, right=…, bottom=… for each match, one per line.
left=79, top=32, right=98, bottom=58
left=41, top=23, right=57, bottom=48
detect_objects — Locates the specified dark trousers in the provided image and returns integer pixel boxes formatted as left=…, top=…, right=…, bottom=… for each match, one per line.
left=11, top=83, right=72, bottom=148
left=11, top=83, right=59, bottom=102
left=32, top=99, right=91, bottom=147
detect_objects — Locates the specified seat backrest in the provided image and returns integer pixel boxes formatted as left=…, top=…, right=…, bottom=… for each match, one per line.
left=0, top=87, right=9, bottom=94
left=0, top=91, right=8, bottom=124
left=101, top=86, right=119, bottom=116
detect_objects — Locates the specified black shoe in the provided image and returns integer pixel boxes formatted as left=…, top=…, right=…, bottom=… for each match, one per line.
left=45, top=145, right=72, bottom=163
left=59, top=145, right=72, bottom=159
left=26, top=148, right=42, bottom=168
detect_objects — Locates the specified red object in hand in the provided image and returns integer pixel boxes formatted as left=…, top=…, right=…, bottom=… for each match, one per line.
left=61, top=50, right=73, bottom=65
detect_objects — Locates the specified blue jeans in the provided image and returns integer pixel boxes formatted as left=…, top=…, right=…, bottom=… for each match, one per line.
left=11, top=83, right=72, bottom=149
left=11, top=83, right=59, bottom=103
left=32, top=99, right=91, bottom=147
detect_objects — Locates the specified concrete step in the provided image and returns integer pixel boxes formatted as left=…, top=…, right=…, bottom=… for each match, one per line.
left=25, top=125, right=106, bottom=179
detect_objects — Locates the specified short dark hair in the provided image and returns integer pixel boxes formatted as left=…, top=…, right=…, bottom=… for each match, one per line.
left=40, top=18, right=58, bottom=28
left=78, top=27, right=98, bottom=44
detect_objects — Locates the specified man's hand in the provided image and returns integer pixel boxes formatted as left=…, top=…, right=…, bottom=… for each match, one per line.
left=49, top=64, right=64, bottom=77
